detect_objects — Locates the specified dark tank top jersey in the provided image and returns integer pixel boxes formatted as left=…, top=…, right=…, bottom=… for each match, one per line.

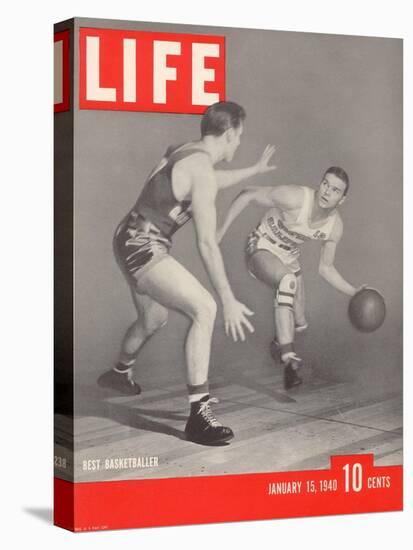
left=127, top=144, right=208, bottom=240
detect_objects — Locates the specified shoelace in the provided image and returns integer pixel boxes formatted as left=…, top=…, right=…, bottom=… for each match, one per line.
left=198, top=397, right=222, bottom=427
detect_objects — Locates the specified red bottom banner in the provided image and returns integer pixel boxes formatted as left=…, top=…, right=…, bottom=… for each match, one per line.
left=54, top=454, right=403, bottom=532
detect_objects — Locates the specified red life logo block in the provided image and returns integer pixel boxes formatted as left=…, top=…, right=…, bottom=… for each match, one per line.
left=54, top=30, right=70, bottom=112
left=79, top=28, right=226, bottom=114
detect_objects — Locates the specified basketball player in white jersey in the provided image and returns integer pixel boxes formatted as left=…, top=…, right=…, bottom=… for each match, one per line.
left=217, top=167, right=364, bottom=389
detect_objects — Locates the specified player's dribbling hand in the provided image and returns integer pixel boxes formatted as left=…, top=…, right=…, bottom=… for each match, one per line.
left=354, top=284, right=369, bottom=295
left=223, top=298, right=255, bottom=342
left=254, top=144, right=277, bottom=174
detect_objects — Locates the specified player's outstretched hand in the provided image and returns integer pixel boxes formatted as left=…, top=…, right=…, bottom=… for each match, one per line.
left=255, top=144, right=277, bottom=174
left=223, top=298, right=255, bottom=342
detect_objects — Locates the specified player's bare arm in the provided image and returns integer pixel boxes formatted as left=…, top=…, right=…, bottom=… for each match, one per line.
left=215, top=144, right=277, bottom=190
left=217, top=184, right=304, bottom=242
left=318, top=216, right=359, bottom=296
left=189, top=154, right=254, bottom=342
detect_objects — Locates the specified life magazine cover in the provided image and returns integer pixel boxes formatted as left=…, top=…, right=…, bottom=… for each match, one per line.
left=54, top=17, right=402, bottom=531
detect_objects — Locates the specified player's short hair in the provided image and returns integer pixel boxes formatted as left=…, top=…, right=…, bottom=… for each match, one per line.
left=324, top=166, right=350, bottom=195
left=201, top=101, right=246, bottom=137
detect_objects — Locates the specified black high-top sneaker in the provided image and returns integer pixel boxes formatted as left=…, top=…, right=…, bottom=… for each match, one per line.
left=97, top=368, right=142, bottom=395
left=283, top=354, right=303, bottom=390
left=185, top=396, right=234, bottom=444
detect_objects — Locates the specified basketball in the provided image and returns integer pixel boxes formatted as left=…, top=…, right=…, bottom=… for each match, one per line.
left=348, top=288, right=386, bottom=333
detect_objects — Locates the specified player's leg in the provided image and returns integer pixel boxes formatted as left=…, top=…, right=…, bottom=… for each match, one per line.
left=138, top=256, right=233, bottom=443
left=248, top=250, right=295, bottom=346
left=247, top=250, right=302, bottom=389
left=115, top=292, right=168, bottom=391
left=98, top=291, right=168, bottom=395
left=138, top=257, right=215, bottom=387
left=117, top=290, right=168, bottom=369
left=105, top=222, right=172, bottom=394
left=294, top=271, right=308, bottom=332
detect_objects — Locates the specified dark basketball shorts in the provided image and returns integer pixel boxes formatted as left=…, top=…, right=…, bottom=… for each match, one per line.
left=113, top=220, right=171, bottom=292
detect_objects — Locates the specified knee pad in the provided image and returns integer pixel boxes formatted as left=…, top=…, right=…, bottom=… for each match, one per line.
left=275, top=273, right=297, bottom=310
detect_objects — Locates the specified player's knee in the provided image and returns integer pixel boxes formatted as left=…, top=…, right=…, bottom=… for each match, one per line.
left=144, top=310, right=168, bottom=336
left=275, top=272, right=297, bottom=310
left=192, top=295, right=217, bottom=325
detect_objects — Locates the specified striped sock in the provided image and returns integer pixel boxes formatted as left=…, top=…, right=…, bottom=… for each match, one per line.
left=114, top=352, right=137, bottom=373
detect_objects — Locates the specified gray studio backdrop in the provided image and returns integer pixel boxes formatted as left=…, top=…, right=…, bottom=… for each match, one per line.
left=72, top=18, right=402, bottom=400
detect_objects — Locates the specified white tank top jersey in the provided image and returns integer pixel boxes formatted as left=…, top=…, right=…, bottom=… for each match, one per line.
left=255, top=186, right=338, bottom=261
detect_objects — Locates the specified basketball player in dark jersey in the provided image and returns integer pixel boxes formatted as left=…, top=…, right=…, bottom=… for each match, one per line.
left=98, top=102, right=276, bottom=444
left=218, top=168, right=366, bottom=390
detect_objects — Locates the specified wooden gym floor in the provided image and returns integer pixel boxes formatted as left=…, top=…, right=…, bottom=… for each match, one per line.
left=54, top=360, right=402, bottom=483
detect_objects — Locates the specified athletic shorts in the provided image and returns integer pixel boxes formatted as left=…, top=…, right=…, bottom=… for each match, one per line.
left=245, top=229, right=302, bottom=276
left=113, top=215, right=171, bottom=292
